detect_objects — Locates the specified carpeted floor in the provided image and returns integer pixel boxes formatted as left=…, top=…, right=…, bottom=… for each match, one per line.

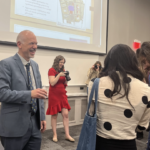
left=0, top=125, right=149, bottom=150
left=41, top=125, right=149, bottom=150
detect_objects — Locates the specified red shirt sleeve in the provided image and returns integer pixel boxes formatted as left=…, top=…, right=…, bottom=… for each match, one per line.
left=48, top=68, right=56, bottom=76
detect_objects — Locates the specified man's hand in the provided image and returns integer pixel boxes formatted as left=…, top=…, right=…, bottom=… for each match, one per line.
left=41, top=121, right=46, bottom=133
left=31, top=88, right=47, bottom=99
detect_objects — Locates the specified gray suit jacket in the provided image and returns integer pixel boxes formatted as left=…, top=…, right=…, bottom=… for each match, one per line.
left=0, top=54, right=45, bottom=137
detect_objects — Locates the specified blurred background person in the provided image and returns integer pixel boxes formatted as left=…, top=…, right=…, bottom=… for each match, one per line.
left=88, top=44, right=150, bottom=150
left=46, top=55, right=75, bottom=143
left=136, top=48, right=147, bottom=83
left=138, top=41, right=150, bottom=150
left=85, top=61, right=102, bottom=93
left=135, top=48, right=148, bottom=140
left=140, top=42, right=150, bottom=86
left=136, top=48, right=141, bottom=61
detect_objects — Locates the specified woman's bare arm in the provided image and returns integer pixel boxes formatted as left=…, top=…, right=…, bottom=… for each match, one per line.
left=49, top=72, right=66, bottom=86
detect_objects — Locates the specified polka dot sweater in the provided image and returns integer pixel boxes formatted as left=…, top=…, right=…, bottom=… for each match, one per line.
left=88, top=74, right=150, bottom=140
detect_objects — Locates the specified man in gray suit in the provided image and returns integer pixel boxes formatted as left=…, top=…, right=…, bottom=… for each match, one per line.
left=0, top=30, right=47, bottom=150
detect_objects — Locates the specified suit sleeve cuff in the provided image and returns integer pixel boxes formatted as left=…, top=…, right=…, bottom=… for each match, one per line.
left=21, top=91, right=32, bottom=104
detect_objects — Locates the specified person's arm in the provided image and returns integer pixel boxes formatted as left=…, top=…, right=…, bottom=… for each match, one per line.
left=0, top=60, right=32, bottom=104
left=39, top=73, right=46, bottom=132
left=36, top=64, right=46, bottom=121
left=49, top=72, right=66, bottom=86
left=40, top=81, right=45, bottom=121
left=87, top=67, right=95, bottom=79
left=39, top=77, right=46, bottom=132
left=0, top=60, right=47, bottom=104
left=136, top=106, right=150, bottom=132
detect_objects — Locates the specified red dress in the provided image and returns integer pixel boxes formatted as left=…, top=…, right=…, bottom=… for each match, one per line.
left=46, top=68, right=71, bottom=115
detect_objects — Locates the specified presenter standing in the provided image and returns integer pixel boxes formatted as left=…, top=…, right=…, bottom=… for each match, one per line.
left=0, top=30, right=47, bottom=150
left=46, top=55, right=75, bottom=142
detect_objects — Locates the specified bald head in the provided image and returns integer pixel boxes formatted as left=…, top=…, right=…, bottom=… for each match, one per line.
left=17, top=30, right=38, bottom=61
left=16, top=30, right=36, bottom=43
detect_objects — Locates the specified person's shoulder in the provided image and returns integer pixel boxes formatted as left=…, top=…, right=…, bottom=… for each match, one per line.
left=130, top=76, right=147, bottom=86
left=49, top=68, right=56, bottom=71
left=136, top=81, right=150, bottom=100
left=49, top=68, right=57, bottom=73
left=0, top=56, right=15, bottom=66
left=30, top=59, right=38, bottom=66
left=90, top=68, right=95, bottom=71
left=48, top=68, right=57, bottom=76
left=2, top=55, right=14, bottom=62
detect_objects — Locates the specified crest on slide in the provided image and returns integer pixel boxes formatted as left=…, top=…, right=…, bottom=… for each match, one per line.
left=59, top=0, right=85, bottom=24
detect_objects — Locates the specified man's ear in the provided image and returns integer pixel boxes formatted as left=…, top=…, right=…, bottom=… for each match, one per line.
left=17, top=41, right=22, bottom=49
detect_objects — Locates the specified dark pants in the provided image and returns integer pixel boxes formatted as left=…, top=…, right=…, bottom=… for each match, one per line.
left=1, top=114, right=41, bottom=150
left=147, top=132, right=150, bottom=150
left=96, top=135, right=137, bottom=150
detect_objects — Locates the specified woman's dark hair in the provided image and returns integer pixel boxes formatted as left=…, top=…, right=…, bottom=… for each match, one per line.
left=52, top=55, right=66, bottom=72
left=99, top=44, right=144, bottom=108
left=136, top=48, right=141, bottom=59
left=140, top=41, right=150, bottom=63
left=138, top=42, right=150, bottom=84
left=93, top=61, right=102, bottom=71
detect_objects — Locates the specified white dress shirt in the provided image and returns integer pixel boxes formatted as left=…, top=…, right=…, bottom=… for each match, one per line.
left=17, top=53, right=36, bottom=90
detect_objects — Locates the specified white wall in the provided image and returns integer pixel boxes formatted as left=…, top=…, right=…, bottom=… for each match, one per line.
left=108, top=0, right=150, bottom=50
left=0, top=45, right=100, bottom=85
left=32, top=49, right=100, bottom=85
left=0, top=0, right=150, bottom=85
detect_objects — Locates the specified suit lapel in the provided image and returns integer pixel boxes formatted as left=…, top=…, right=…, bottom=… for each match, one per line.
left=13, top=54, right=28, bottom=86
left=30, top=60, right=38, bottom=88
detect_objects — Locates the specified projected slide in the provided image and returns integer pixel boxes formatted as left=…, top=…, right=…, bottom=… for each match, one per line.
left=14, top=24, right=91, bottom=43
left=12, top=0, right=92, bottom=44
left=15, top=0, right=90, bottom=30
left=0, top=0, right=108, bottom=53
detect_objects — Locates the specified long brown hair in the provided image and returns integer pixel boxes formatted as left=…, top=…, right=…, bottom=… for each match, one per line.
left=52, top=55, right=66, bottom=72
left=93, top=61, right=102, bottom=71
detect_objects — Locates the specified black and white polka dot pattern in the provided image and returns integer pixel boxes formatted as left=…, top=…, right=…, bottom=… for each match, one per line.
left=147, top=102, right=150, bottom=108
left=104, top=89, right=112, bottom=98
left=142, top=96, right=148, bottom=105
left=124, top=109, right=133, bottom=118
left=104, top=122, right=112, bottom=131
left=87, top=74, right=150, bottom=139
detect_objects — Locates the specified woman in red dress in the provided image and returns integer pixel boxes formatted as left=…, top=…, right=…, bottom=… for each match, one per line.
left=46, top=55, right=75, bottom=142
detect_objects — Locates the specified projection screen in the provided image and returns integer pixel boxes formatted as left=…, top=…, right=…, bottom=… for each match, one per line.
left=0, top=0, right=108, bottom=53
